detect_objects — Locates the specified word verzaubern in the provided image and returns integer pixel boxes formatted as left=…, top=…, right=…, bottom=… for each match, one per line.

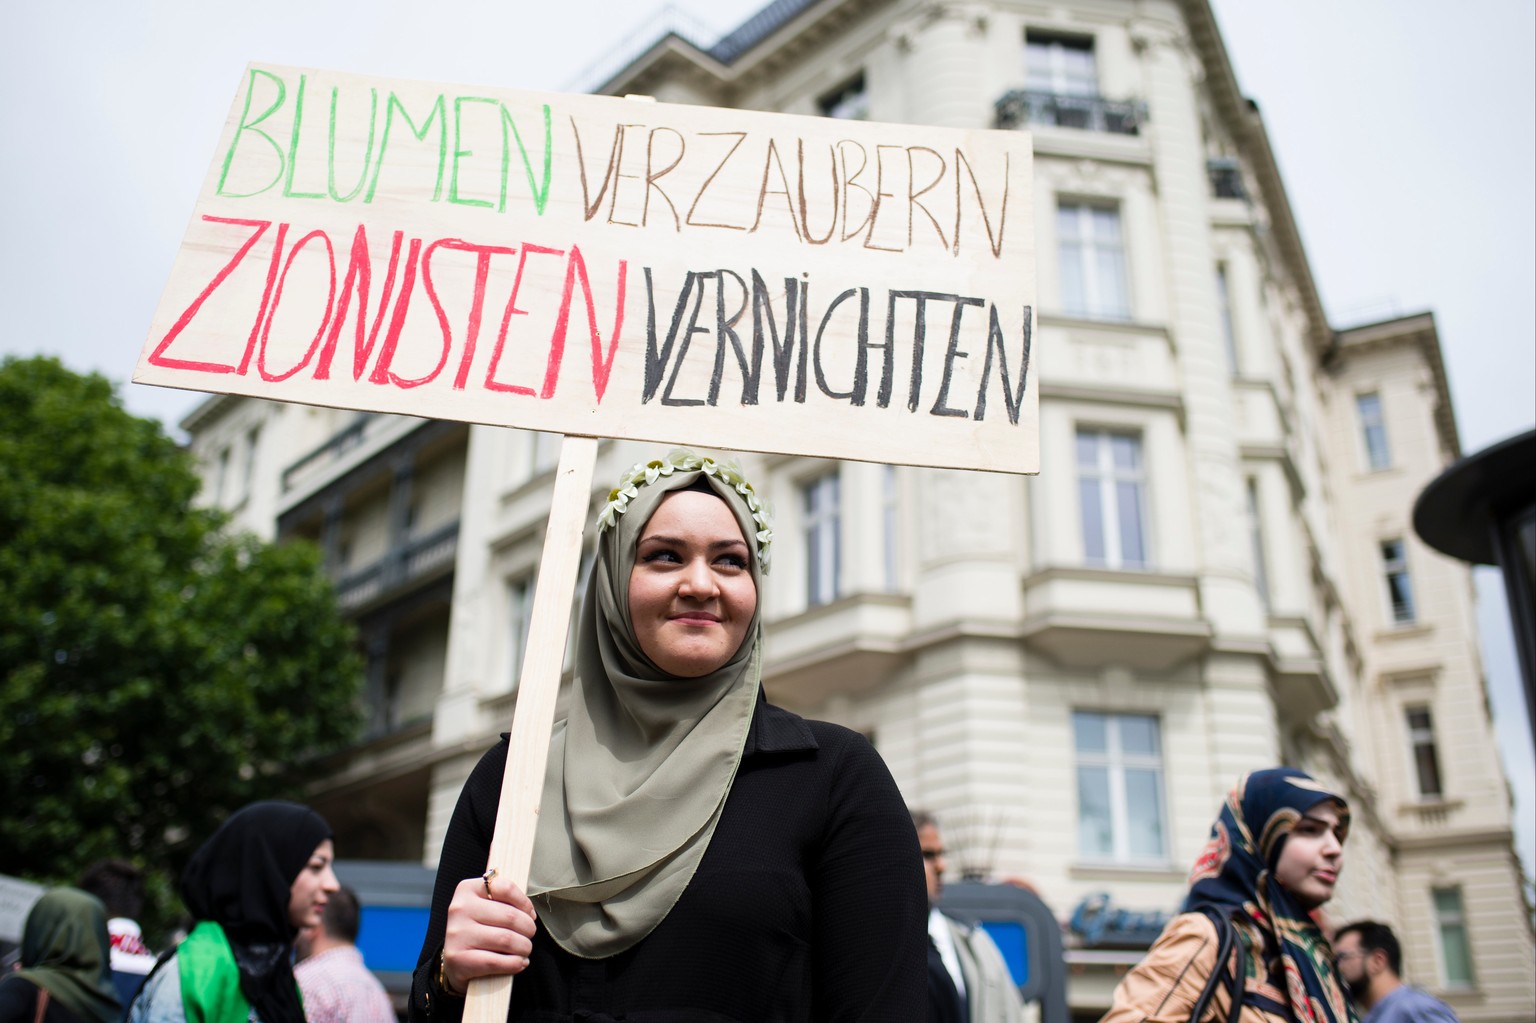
left=138, top=65, right=1040, bottom=473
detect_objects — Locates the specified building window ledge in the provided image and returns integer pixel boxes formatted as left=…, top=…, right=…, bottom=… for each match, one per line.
left=1069, top=862, right=1183, bottom=882
left=1375, top=623, right=1433, bottom=642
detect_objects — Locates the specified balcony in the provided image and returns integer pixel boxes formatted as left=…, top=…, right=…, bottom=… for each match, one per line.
left=1020, top=567, right=1210, bottom=670
left=1207, top=157, right=1248, bottom=200
left=336, top=519, right=460, bottom=612
left=995, top=89, right=1147, bottom=135
left=283, top=414, right=378, bottom=493
left=764, top=593, right=913, bottom=706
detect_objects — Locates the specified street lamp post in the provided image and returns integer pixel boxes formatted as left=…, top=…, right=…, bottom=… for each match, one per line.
left=1413, top=429, right=1536, bottom=744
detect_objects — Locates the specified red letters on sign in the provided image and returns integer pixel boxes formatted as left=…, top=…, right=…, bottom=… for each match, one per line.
left=149, top=216, right=628, bottom=404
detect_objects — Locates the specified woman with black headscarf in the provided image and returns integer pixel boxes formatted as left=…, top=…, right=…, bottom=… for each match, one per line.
left=127, top=800, right=338, bottom=1023
left=408, top=450, right=926, bottom=1020
left=0, top=888, right=120, bottom=1023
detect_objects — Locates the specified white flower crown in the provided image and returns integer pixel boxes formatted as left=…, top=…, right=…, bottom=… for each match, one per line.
left=597, top=449, right=775, bottom=573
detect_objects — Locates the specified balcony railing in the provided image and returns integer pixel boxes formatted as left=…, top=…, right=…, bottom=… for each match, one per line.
left=281, top=413, right=379, bottom=493
left=995, top=89, right=1147, bottom=135
left=1207, top=157, right=1248, bottom=200
left=335, top=519, right=460, bottom=612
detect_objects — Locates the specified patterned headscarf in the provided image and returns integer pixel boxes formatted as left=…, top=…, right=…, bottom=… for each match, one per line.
left=1184, top=768, right=1356, bottom=1023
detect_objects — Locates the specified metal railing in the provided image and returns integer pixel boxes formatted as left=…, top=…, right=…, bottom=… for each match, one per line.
left=335, top=519, right=460, bottom=612
left=281, top=413, right=377, bottom=494
left=1207, top=157, right=1248, bottom=200
left=995, top=89, right=1147, bottom=135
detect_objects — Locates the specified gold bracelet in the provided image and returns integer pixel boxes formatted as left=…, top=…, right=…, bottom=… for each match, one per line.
left=437, top=948, right=464, bottom=998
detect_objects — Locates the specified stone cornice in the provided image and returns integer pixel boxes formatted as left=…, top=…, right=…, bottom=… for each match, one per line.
left=1332, top=312, right=1459, bottom=457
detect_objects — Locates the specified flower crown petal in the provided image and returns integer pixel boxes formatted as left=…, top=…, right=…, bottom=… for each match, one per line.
left=594, top=450, right=776, bottom=573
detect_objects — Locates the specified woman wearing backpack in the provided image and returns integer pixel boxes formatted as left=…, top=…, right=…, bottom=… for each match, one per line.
left=1101, top=768, right=1356, bottom=1023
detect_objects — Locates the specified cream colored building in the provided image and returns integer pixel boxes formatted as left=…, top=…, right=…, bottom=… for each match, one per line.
left=182, top=0, right=1533, bottom=1018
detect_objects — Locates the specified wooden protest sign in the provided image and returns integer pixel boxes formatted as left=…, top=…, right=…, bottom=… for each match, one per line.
left=136, top=63, right=1037, bottom=473
left=135, top=63, right=1036, bottom=1015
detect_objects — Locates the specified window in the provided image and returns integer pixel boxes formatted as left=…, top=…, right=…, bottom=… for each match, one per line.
left=803, top=473, right=841, bottom=606
left=818, top=73, right=869, bottom=121
left=1357, top=392, right=1391, bottom=470
left=881, top=464, right=899, bottom=592
left=241, top=425, right=262, bottom=499
left=1246, top=478, right=1270, bottom=609
left=1432, top=887, right=1475, bottom=988
left=1076, top=429, right=1148, bottom=569
left=1026, top=34, right=1097, bottom=97
left=1058, top=203, right=1130, bottom=320
left=1406, top=705, right=1444, bottom=798
left=507, top=575, right=534, bottom=689
left=531, top=431, right=560, bottom=475
left=1073, top=711, right=1167, bottom=862
left=213, top=446, right=231, bottom=505
left=1381, top=538, right=1416, bottom=625
left=1216, top=263, right=1239, bottom=374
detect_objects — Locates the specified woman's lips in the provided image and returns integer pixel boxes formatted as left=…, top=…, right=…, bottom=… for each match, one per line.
left=670, top=612, right=721, bottom=624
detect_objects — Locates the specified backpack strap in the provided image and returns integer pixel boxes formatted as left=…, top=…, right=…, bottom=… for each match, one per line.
left=1186, top=907, right=1247, bottom=1023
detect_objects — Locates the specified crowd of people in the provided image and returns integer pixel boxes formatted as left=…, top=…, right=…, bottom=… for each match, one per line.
left=3, top=453, right=1466, bottom=1023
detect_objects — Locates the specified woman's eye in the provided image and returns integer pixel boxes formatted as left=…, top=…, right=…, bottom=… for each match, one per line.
left=716, top=554, right=748, bottom=569
left=641, top=549, right=681, bottom=564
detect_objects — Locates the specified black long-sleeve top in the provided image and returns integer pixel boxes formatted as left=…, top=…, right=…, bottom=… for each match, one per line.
left=409, top=697, right=927, bottom=1022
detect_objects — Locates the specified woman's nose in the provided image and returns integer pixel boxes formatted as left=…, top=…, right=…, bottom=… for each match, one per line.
left=678, top=558, right=717, bottom=596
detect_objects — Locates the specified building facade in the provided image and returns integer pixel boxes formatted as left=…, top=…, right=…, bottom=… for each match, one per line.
left=182, top=0, right=1534, bottom=1017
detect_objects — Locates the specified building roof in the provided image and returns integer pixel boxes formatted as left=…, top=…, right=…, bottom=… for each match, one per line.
left=706, top=0, right=815, bottom=64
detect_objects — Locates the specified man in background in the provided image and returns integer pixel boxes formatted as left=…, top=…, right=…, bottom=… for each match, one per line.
left=1334, top=920, right=1460, bottom=1022
left=294, top=885, right=395, bottom=1023
left=914, top=810, right=1024, bottom=1023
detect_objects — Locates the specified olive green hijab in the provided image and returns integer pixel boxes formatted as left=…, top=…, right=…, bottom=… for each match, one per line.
left=528, top=455, right=766, bottom=957
left=16, top=888, right=121, bottom=1023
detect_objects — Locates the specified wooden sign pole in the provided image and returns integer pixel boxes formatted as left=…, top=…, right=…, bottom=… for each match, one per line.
left=464, top=434, right=598, bottom=1020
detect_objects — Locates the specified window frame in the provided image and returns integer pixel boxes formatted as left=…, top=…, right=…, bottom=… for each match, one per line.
left=1216, top=262, right=1239, bottom=375
left=1072, top=709, right=1170, bottom=865
left=1380, top=537, right=1417, bottom=625
left=1075, top=427, right=1151, bottom=570
left=506, top=574, right=535, bottom=691
left=1025, top=33, right=1099, bottom=97
left=1246, top=476, right=1271, bottom=610
left=1057, top=200, right=1132, bottom=321
left=1356, top=391, right=1392, bottom=471
left=1431, top=886, right=1476, bottom=989
left=802, top=471, right=842, bottom=607
left=818, top=72, right=869, bottom=121
left=1405, top=704, right=1445, bottom=799
left=881, top=464, right=899, bottom=593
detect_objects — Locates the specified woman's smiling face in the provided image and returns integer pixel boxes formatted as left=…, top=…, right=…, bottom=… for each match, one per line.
left=628, top=490, right=757, bottom=678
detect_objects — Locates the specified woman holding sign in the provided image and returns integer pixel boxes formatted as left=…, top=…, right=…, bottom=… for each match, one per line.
left=409, top=451, right=926, bottom=1020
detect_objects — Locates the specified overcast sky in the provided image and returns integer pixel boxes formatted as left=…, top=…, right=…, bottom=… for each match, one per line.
left=3, top=1, right=1531, bottom=877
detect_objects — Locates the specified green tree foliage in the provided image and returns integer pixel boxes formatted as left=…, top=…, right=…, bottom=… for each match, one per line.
left=0, top=357, right=363, bottom=934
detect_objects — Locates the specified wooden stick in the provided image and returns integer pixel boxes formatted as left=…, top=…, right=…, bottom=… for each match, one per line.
left=464, top=434, right=598, bottom=1021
